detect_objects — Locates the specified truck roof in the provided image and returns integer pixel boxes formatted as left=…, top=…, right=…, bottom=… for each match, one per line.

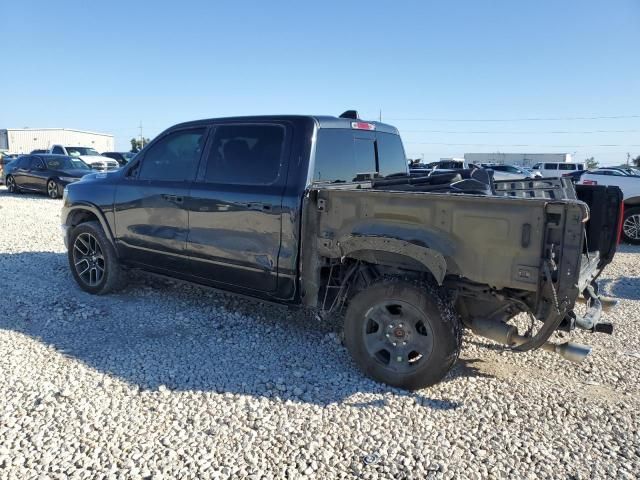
left=170, top=115, right=400, bottom=135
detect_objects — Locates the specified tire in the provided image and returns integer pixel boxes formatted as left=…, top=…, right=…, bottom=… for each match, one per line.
left=6, top=175, right=19, bottom=193
left=622, top=206, right=640, bottom=245
left=47, top=179, right=60, bottom=199
left=344, top=278, right=462, bottom=390
left=68, top=221, right=127, bottom=294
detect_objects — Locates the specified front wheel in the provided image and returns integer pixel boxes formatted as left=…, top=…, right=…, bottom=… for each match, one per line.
left=622, top=206, right=640, bottom=244
left=6, top=175, right=19, bottom=193
left=47, top=179, right=60, bottom=199
left=344, top=278, right=462, bottom=390
left=68, top=221, right=126, bottom=294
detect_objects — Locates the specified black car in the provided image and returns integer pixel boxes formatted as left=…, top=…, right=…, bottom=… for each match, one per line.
left=0, top=155, right=21, bottom=184
left=565, top=170, right=585, bottom=183
left=30, top=149, right=49, bottom=154
left=101, top=151, right=136, bottom=166
left=5, top=154, right=92, bottom=198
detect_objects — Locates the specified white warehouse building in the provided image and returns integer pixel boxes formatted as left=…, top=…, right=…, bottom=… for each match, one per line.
left=0, top=128, right=114, bottom=154
left=464, top=152, right=573, bottom=168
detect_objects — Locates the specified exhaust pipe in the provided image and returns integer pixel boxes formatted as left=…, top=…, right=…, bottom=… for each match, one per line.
left=471, top=318, right=591, bottom=363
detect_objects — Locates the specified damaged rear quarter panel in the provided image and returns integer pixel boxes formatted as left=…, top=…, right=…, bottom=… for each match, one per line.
left=311, top=188, right=553, bottom=291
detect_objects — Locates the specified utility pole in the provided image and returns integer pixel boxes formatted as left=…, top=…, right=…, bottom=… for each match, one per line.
left=379, top=109, right=382, bottom=122
left=627, top=152, right=631, bottom=166
left=139, top=121, right=144, bottom=149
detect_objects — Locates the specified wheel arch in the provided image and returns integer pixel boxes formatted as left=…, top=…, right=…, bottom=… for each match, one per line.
left=65, top=204, right=116, bottom=246
left=624, top=196, right=640, bottom=207
left=338, top=236, right=447, bottom=285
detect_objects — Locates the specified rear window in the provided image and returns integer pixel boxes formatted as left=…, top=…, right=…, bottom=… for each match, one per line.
left=313, top=129, right=406, bottom=183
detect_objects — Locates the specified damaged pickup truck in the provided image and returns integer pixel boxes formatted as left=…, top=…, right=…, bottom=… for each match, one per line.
left=61, top=112, right=624, bottom=389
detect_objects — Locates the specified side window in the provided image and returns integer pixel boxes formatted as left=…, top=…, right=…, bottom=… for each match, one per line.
left=19, top=156, right=31, bottom=168
left=138, top=128, right=205, bottom=182
left=52, top=146, right=64, bottom=155
left=204, top=124, right=285, bottom=185
left=577, top=165, right=584, bottom=171
left=544, top=163, right=558, bottom=170
left=559, top=164, right=575, bottom=171
left=30, top=157, right=44, bottom=169
left=376, top=132, right=407, bottom=176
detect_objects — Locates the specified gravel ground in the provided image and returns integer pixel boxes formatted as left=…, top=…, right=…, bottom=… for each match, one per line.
left=1, top=187, right=639, bottom=480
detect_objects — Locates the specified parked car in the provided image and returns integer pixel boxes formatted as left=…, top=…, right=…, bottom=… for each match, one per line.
left=0, top=154, right=21, bottom=184
left=490, top=164, right=543, bottom=179
left=410, top=159, right=528, bottom=181
left=49, top=145, right=119, bottom=171
left=5, top=154, right=92, bottom=198
left=589, top=168, right=631, bottom=176
left=30, top=149, right=49, bottom=154
left=61, top=113, right=622, bottom=389
left=531, top=162, right=586, bottom=178
left=579, top=170, right=640, bottom=244
left=101, top=151, right=137, bottom=166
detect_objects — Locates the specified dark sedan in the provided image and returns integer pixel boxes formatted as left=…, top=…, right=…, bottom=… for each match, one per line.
left=4, top=154, right=92, bottom=198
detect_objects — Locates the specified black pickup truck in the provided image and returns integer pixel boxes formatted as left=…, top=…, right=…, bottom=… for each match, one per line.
left=61, top=112, right=623, bottom=389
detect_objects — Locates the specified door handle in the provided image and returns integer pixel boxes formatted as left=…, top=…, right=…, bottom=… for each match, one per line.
left=162, top=194, right=184, bottom=204
left=246, top=202, right=271, bottom=212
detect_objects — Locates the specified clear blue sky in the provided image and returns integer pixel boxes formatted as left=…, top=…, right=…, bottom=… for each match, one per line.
left=2, top=0, right=639, bottom=165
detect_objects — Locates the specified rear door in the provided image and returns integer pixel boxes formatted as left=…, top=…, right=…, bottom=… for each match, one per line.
left=186, top=122, right=290, bottom=293
left=114, top=127, right=207, bottom=272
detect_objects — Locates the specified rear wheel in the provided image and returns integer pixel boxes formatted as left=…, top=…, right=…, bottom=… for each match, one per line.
left=622, top=206, right=640, bottom=244
left=68, top=221, right=126, bottom=294
left=344, top=278, right=461, bottom=390
left=47, top=179, right=60, bottom=199
left=6, top=175, right=19, bottom=193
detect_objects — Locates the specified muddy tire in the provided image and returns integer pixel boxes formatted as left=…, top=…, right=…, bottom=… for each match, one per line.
left=344, top=278, right=461, bottom=390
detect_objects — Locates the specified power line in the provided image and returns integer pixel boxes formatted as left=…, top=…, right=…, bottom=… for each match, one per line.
left=388, top=114, right=640, bottom=122
left=403, top=142, right=640, bottom=147
left=400, top=129, right=640, bottom=135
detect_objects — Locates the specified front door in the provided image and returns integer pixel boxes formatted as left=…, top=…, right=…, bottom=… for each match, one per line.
left=114, top=127, right=207, bottom=272
left=187, top=122, right=290, bottom=293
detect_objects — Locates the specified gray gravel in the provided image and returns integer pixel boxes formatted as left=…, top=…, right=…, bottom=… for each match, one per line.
left=1, top=187, right=639, bottom=479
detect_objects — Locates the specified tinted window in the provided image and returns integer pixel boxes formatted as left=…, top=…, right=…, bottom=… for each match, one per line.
left=577, top=164, right=584, bottom=170
left=139, top=128, right=205, bottom=181
left=30, top=157, right=45, bottom=169
left=52, top=146, right=65, bottom=155
left=559, top=164, right=576, bottom=170
left=313, top=129, right=406, bottom=183
left=377, top=132, right=407, bottom=176
left=544, top=163, right=558, bottom=170
left=203, top=124, right=285, bottom=184
left=18, top=156, right=31, bottom=168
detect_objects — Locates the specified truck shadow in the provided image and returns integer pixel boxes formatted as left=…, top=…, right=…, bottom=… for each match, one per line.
left=1, top=251, right=463, bottom=410
left=598, top=277, right=640, bottom=301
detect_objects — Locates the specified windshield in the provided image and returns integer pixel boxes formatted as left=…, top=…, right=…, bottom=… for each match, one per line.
left=66, top=147, right=100, bottom=157
left=46, top=157, right=91, bottom=170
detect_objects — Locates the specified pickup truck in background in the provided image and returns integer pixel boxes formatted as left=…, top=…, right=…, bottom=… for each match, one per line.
left=49, top=145, right=120, bottom=171
left=579, top=170, right=640, bottom=244
left=60, top=112, right=623, bottom=389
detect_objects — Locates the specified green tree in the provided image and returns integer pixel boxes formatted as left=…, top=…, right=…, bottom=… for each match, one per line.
left=634, top=155, right=640, bottom=167
left=130, top=137, right=150, bottom=153
left=585, top=157, right=599, bottom=169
